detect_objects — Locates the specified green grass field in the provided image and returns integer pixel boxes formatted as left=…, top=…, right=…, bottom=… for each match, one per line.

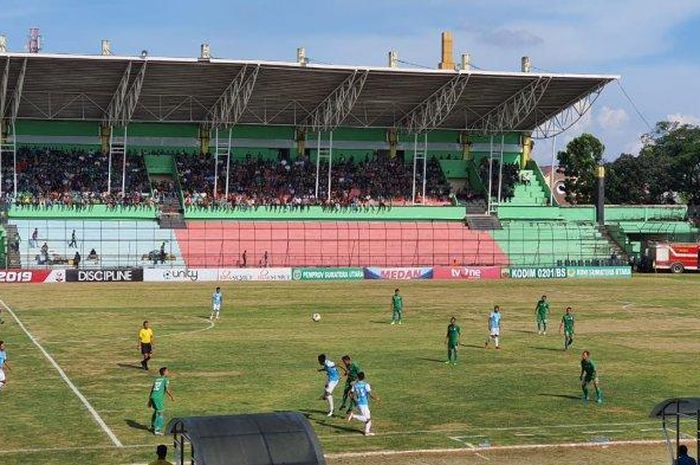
left=0, top=276, right=699, bottom=465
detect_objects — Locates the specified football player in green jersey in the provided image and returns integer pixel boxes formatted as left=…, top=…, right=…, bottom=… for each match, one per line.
left=338, top=355, right=361, bottom=414
left=390, top=288, right=403, bottom=325
left=445, top=317, right=461, bottom=365
left=148, top=367, right=175, bottom=435
left=580, top=351, right=603, bottom=403
left=535, top=295, right=550, bottom=335
left=559, top=307, right=575, bottom=350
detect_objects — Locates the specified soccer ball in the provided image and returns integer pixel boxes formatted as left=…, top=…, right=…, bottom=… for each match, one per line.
left=312, top=313, right=321, bottom=322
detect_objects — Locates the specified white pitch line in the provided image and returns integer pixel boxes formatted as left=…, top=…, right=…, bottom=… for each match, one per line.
left=325, top=438, right=695, bottom=459
left=0, top=444, right=152, bottom=455
left=40, top=316, right=215, bottom=345
left=0, top=299, right=123, bottom=448
left=316, top=420, right=657, bottom=440
left=581, top=429, right=625, bottom=434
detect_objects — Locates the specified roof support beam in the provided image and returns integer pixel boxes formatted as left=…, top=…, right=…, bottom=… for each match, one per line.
left=0, top=58, right=10, bottom=122
left=104, top=61, right=147, bottom=126
left=398, top=73, right=470, bottom=134
left=532, top=82, right=605, bottom=139
left=472, top=76, right=551, bottom=134
left=104, top=62, right=132, bottom=125
left=207, top=64, right=260, bottom=129
left=303, top=69, right=368, bottom=132
left=2, top=58, right=27, bottom=124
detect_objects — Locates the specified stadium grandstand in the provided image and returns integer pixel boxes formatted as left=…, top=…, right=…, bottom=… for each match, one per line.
left=0, top=40, right=698, bottom=271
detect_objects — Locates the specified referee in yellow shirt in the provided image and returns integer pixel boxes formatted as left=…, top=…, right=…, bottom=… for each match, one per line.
left=138, top=320, right=155, bottom=371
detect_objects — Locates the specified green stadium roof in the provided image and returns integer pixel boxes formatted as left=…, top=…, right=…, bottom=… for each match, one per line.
left=0, top=52, right=618, bottom=137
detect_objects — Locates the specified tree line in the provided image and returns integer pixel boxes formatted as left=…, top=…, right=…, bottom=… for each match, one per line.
left=557, top=121, right=700, bottom=205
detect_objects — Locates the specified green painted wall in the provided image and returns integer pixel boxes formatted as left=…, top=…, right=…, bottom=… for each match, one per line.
left=184, top=206, right=465, bottom=221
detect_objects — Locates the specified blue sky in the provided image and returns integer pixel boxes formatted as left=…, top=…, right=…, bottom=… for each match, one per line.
left=2, top=0, right=700, bottom=162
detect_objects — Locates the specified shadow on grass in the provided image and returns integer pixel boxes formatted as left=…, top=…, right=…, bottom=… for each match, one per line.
left=538, top=393, right=581, bottom=400
left=125, top=419, right=151, bottom=431
left=117, top=363, right=146, bottom=370
left=461, top=343, right=487, bottom=349
left=369, top=320, right=392, bottom=325
left=416, top=357, right=447, bottom=364
left=530, top=346, right=564, bottom=352
left=509, top=329, right=536, bottom=334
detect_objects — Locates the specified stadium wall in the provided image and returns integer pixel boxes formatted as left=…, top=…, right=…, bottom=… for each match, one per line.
left=0, top=265, right=633, bottom=284
left=14, top=120, right=523, bottom=165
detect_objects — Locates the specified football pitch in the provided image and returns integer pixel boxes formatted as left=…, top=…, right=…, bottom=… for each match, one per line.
left=0, top=276, right=698, bottom=465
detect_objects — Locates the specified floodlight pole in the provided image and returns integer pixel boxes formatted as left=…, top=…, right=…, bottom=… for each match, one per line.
left=550, top=135, right=556, bottom=205
left=487, top=135, right=494, bottom=213
left=327, top=131, right=333, bottom=202
left=497, top=133, right=504, bottom=205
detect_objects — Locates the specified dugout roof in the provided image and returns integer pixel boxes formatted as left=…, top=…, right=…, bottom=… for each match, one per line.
left=650, top=398, right=700, bottom=418
left=166, top=412, right=325, bottom=465
left=0, top=52, right=618, bottom=136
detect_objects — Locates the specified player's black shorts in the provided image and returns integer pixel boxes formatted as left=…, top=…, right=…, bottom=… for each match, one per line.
left=140, top=343, right=152, bottom=354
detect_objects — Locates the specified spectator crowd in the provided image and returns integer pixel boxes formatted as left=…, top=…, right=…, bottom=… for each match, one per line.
left=0, top=148, right=493, bottom=210
left=4, top=148, right=153, bottom=209
left=178, top=152, right=463, bottom=209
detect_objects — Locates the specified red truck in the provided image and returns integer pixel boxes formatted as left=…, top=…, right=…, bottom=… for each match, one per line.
left=651, top=242, right=700, bottom=273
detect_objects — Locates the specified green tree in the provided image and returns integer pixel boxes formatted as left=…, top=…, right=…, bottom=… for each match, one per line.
left=641, top=122, right=700, bottom=205
left=557, top=133, right=605, bottom=204
left=605, top=150, right=674, bottom=204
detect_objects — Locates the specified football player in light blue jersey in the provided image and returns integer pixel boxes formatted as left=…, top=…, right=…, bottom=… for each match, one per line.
left=347, top=372, right=378, bottom=436
left=485, top=305, right=502, bottom=349
left=210, top=287, right=223, bottom=320
left=0, top=340, right=11, bottom=393
left=317, top=354, right=340, bottom=417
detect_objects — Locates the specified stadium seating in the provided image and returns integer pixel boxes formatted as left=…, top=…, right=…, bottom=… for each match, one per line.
left=175, top=221, right=509, bottom=268
left=492, top=221, right=614, bottom=266
left=11, top=219, right=185, bottom=269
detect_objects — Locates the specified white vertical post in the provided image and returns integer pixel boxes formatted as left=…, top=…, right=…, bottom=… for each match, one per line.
left=213, top=128, right=219, bottom=199
left=121, top=126, right=127, bottom=197
left=549, top=135, right=556, bottom=206
left=314, top=131, right=321, bottom=199
left=421, top=132, right=427, bottom=202
left=327, top=130, right=333, bottom=202
left=225, top=127, right=232, bottom=199
left=12, top=123, right=17, bottom=198
left=497, top=133, right=504, bottom=205
left=411, top=134, right=418, bottom=205
left=107, top=126, right=113, bottom=194
left=487, top=135, right=494, bottom=213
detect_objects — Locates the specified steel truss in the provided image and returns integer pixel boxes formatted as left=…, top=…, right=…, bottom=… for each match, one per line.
left=398, top=74, right=470, bottom=134
left=206, top=65, right=260, bottom=199
left=206, top=65, right=260, bottom=129
left=0, top=57, right=27, bottom=198
left=315, top=131, right=333, bottom=201
left=104, top=61, right=147, bottom=194
left=411, top=133, right=428, bottom=205
left=303, top=70, right=368, bottom=132
left=532, top=83, right=605, bottom=139
left=473, top=77, right=552, bottom=134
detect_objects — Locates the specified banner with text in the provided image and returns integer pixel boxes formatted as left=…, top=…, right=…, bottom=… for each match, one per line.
left=66, top=268, right=143, bottom=282
left=143, top=268, right=218, bottom=282
left=432, top=266, right=502, bottom=280
left=0, top=270, right=55, bottom=284
left=218, top=268, right=292, bottom=281
left=363, top=267, right=433, bottom=280
left=508, top=267, right=568, bottom=280
left=566, top=266, right=632, bottom=279
left=292, top=268, right=364, bottom=281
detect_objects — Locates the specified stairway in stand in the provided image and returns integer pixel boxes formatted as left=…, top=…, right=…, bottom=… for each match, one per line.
left=5, top=224, right=22, bottom=268
left=465, top=214, right=502, bottom=230
left=151, top=174, right=187, bottom=230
